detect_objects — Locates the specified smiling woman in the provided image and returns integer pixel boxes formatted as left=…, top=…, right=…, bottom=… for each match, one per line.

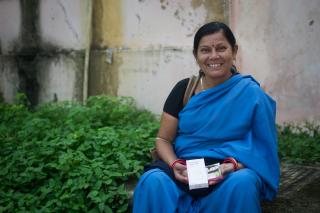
left=133, top=22, right=280, bottom=213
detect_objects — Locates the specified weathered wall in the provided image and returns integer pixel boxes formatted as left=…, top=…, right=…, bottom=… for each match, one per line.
left=0, top=0, right=90, bottom=105
left=230, top=0, right=320, bottom=122
left=2, top=0, right=318, bottom=123
left=89, top=0, right=227, bottom=113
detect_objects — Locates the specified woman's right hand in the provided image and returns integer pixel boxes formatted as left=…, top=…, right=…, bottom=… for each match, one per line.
left=172, top=162, right=188, bottom=184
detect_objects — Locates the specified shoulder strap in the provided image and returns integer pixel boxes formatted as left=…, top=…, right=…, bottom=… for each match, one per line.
left=183, top=74, right=201, bottom=107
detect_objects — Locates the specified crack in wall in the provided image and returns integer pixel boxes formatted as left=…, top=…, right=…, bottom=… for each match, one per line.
left=57, top=0, right=80, bottom=41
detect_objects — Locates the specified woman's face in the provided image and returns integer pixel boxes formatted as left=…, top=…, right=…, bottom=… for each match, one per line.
left=195, top=30, right=237, bottom=84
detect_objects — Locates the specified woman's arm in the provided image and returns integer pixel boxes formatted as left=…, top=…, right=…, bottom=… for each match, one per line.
left=156, top=112, right=178, bottom=165
left=156, top=112, right=188, bottom=183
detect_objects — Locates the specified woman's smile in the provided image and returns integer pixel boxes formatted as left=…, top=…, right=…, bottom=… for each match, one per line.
left=207, top=63, right=223, bottom=69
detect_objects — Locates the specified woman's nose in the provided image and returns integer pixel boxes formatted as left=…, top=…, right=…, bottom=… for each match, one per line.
left=209, top=49, right=220, bottom=59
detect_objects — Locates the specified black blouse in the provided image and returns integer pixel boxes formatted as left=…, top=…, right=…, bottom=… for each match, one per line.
left=163, top=78, right=189, bottom=118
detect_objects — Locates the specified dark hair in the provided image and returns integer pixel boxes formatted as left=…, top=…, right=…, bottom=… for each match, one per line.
left=193, top=22, right=236, bottom=55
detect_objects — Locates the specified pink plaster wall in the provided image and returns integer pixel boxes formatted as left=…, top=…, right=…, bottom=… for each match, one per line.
left=229, top=0, right=320, bottom=123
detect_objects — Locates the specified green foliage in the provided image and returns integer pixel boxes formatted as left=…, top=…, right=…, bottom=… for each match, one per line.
left=277, top=122, right=320, bottom=164
left=0, top=95, right=159, bottom=212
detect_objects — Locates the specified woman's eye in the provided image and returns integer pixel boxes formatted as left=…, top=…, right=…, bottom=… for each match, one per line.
left=200, top=48, right=210, bottom=53
left=217, top=46, right=226, bottom=52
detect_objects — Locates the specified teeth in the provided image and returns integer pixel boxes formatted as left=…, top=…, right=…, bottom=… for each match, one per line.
left=208, top=64, right=221, bottom=68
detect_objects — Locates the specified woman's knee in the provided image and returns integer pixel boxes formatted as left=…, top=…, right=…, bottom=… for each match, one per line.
left=134, top=169, right=181, bottom=211
left=225, top=168, right=261, bottom=193
left=136, top=168, right=176, bottom=194
left=139, top=169, right=170, bottom=185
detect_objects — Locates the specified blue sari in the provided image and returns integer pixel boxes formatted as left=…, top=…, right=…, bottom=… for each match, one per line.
left=133, top=74, right=280, bottom=212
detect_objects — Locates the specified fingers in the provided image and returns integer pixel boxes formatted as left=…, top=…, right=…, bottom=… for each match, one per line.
left=220, top=163, right=234, bottom=176
left=208, top=176, right=224, bottom=185
left=173, top=163, right=188, bottom=184
left=175, top=172, right=188, bottom=184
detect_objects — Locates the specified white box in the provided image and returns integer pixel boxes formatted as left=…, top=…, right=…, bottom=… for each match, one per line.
left=186, top=158, right=209, bottom=190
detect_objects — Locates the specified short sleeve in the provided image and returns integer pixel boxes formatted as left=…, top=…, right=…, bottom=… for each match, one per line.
left=163, top=78, right=189, bottom=118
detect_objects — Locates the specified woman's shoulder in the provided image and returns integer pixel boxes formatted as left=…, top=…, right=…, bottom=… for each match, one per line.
left=163, top=78, right=190, bottom=118
left=174, top=78, right=190, bottom=90
left=240, top=75, right=276, bottom=105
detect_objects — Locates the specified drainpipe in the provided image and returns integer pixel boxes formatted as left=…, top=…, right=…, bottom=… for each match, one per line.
left=83, top=0, right=93, bottom=103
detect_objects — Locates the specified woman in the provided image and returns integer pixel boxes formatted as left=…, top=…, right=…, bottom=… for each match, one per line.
left=133, top=22, right=279, bottom=213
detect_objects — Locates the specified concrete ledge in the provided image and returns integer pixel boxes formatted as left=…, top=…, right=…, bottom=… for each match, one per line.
left=262, top=163, right=320, bottom=213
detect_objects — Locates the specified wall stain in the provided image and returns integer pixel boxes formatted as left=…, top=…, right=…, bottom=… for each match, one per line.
left=191, top=0, right=202, bottom=9
left=203, top=0, right=225, bottom=23
left=88, top=50, right=120, bottom=96
left=92, top=0, right=123, bottom=48
left=309, top=20, right=314, bottom=26
left=8, top=0, right=86, bottom=105
left=17, top=0, right=41, bottom=106
left=136, top=14, right=141, bottom=22
left=90, top=0, right=123, bottom=96
left=160, top=0, right=169, bottom=10
left=91, top=0, right=104, bottom=48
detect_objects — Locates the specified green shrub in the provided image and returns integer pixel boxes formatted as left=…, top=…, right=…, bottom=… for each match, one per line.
left=277, top=122, right=320, bottom=164
left=0, top=95, right=159, bottom=212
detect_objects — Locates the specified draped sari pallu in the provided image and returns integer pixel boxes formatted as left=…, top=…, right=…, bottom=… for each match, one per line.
left=175, top=74, right=280, bottom=200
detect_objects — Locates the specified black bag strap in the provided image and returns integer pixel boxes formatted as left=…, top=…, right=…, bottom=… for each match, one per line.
left=183, top=74, right=201, bottom=107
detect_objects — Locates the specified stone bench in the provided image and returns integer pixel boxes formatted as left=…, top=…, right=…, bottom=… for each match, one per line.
left=262, top=163, right=320, bottom=213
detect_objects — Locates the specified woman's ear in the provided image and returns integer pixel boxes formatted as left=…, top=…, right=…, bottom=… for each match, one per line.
left=232, top=44, right=238, bottom=60
left=193, top=50, right=197, bottom=58
left=193, top=50, right=199, bottom=64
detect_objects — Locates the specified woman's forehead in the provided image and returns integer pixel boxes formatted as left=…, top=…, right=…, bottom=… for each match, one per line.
left=199, top=32, right=229, bottom=46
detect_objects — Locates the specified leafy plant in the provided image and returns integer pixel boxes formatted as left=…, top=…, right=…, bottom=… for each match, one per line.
left=277, top=122, right=320, bottom=164
left=0, top=95, right=159, bottom=212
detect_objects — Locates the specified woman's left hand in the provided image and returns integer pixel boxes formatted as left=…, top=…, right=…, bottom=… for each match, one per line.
left=208, top=163, right=239, bottom=185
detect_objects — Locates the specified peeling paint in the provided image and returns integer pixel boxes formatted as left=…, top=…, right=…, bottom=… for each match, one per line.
left=105, top=48, right=113, bottom=64
left=160, top=0, right=169, bottom=10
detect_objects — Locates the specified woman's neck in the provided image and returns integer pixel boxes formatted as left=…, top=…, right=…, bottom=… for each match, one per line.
left=201, top=72, right=233, bottom=90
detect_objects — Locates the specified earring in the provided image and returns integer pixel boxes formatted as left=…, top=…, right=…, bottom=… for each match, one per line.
left=199, top=69, right=205, bottom=76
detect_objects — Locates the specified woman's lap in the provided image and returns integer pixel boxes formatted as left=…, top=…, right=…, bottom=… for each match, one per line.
left=199, top=168, right=262, bottom=212
left=133, top=169, right=185, bottom=213
left=133, top=168, right=262, bottom=213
